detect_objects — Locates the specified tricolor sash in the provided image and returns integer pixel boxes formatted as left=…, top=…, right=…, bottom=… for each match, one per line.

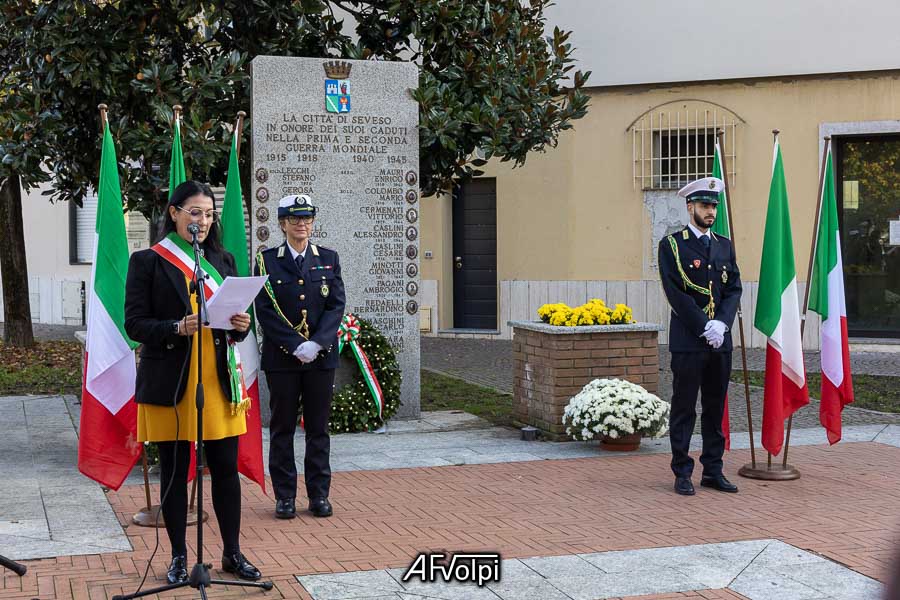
left=151, top=232, right=251, bottom=415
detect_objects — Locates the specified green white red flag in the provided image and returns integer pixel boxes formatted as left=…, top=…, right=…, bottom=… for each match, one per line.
left=755, top=138, right=809, bottom=456
left=78, top=121, right=141, bottom=490
left=710, top=140, right=730, bottom=239
left=169, top=117, right=185, bottom=197
left=221, top=132, right=267, bottom=493
left=807, top=143, right=854, bottom=444
left=710, top=139, right=731, bottom=449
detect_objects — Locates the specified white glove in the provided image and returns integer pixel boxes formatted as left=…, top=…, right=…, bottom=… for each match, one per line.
left=294, top=341, right=323, bottom=363
left=705, top=320, right=727, bottom=337
left=702, top=320, right=726, bottom=348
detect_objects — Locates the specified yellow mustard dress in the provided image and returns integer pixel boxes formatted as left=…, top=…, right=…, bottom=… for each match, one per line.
left=138, top=276, right=247, bottom=442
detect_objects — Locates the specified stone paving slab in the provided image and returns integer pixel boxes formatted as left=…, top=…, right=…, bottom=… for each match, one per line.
left=0, top=396, right=131, bottom=561
left=296, top=539, right=883, bottom=600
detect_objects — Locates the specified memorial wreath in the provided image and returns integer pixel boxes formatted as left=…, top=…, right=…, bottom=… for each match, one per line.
left=329, top=313, right=402, bottom=433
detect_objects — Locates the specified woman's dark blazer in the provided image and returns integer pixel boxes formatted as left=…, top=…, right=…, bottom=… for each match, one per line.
left=124, top=246, right=249, bottom=407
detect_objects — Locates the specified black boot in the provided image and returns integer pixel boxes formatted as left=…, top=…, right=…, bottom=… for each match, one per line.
left=166, top=554, right=188, bottom=584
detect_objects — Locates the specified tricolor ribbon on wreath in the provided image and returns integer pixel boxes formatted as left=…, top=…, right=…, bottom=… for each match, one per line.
left=337, top=313, right=385, bottom=418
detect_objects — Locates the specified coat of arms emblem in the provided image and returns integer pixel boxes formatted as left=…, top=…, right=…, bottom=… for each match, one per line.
left=324, top=60, right=352, bottom=113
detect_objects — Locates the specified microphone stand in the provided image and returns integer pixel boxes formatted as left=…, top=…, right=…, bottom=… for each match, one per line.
left=114, top=227, right=272, bottom=599
left=0, top=555, right=27, bottom=576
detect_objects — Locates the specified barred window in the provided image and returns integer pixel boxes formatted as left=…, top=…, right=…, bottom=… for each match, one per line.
left=629, top=101, right=741, bottom=190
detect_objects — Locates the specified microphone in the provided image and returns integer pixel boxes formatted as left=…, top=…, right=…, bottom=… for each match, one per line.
left=187, top=223, right=200, bottom=237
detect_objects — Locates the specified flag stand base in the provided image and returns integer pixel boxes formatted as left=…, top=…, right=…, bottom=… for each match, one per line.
left=132, top=506, right=207, bottom=528
left=738, top=462, right=801, bottom=480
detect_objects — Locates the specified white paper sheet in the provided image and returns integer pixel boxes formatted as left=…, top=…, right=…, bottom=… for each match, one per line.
left=205, top=275, right=269, bottom=330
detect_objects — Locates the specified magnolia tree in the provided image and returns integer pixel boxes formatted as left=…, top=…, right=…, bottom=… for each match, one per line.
left=0, top=0, right=589, bottom=346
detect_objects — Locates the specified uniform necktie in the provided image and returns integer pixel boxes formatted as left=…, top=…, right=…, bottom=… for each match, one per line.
left=700, top=235, right=710, bottom=250
left=295, top=254, right=304, bottom=271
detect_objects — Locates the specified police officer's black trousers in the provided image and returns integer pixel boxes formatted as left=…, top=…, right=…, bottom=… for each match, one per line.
left=669, top=351, right=731, bottom=479
left=266, top=369, right=335, bottom=501
left=157, top=437, right=241, bottom=557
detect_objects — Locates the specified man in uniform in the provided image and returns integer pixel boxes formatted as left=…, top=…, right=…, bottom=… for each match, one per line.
left=658, top=177, right=742, bottom=496
left=254, top=195, right=345, bottom=518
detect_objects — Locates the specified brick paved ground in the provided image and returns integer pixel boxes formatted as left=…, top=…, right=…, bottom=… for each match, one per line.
left=421, top=337, right=900, bottom=433
left=3, top=442, right=899, bottom=599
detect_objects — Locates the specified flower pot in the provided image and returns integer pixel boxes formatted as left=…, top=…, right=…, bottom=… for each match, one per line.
left=600, top=432, right=641, bottom=451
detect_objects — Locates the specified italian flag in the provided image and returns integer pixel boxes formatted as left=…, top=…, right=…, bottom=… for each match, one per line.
left=221, top=133, right=267, bottom=493
left=755, top=138, right=809, bottom=456
left=710, top=140, right=731, bottom=450
left=807, top=143, right=854, bottom=444
left=169, top=116, right=185, bottom=196
left=78, top=121, right=141, bottom=490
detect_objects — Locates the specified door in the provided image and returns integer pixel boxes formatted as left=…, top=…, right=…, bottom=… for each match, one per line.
left=452, top=178, right=498, bottom=329
left=836, top=135, right=900, bottom=338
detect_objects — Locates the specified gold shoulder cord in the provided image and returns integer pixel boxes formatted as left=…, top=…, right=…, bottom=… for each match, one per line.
left=255, top=253, right=309, bottom=339
left=666, top=236, right=715, bottom=319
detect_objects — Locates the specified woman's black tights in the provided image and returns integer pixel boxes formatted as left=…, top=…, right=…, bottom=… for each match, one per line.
left=157, top=436, right=241, bottom=557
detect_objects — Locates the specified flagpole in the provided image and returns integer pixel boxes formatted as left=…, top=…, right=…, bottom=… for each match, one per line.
left=768, top=130, right=780, bottom=472
left=235, top=110, right=246, bottom=158
left=738, top=129, right=800, bottom=480
left=782, top=136, right=830, bottom=468
left=715, top=129, right=758, bottom=469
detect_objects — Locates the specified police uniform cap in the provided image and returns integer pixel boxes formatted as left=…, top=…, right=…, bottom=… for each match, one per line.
left=277, top=194, right=318, bottom=218
left=677, top=177, right=724, bottom=204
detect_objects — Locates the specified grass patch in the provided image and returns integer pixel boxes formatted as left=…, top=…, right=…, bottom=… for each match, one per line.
left=730, top=370, right=900, bottom=413
left=0, top=340, right=82, bottom=396
left=421, top=369, right=514, bottom=427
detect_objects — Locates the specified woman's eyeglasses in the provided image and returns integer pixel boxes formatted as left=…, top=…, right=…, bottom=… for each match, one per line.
left=285, top=216, right=314, bottom=225
left=176, top=206, right=220, bottom=222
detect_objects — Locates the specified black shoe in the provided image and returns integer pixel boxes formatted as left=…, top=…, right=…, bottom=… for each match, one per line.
left=222, top=551, right=262, bottom=581
left=166, top=554, right=188, bottom=584
left=674, top=476, right=695, bottom=496
left=275, top=497, right=296, bottom=519
left=701, top=475, right=739, bottom=493
left=308, top=497, right=333, bottom=518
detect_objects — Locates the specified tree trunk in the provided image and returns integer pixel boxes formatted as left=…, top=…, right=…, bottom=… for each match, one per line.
left=0, top=173, right=35, bottom=347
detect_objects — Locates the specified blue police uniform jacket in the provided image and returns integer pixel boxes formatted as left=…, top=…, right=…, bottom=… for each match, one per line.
left=254, top=242, right=346, bottom=371
left=657, top=228, right=742, bottom=353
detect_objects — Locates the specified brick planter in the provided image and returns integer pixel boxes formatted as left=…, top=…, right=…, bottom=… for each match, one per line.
left=509, top=320, right=663, bottom=439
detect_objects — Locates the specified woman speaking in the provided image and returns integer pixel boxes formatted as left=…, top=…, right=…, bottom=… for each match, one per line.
left=124, top=181, right=261, bottom=584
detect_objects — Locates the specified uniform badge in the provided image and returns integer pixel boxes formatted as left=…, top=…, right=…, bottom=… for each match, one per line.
left=320, top=283, right=330, bottom=297
left=692, top=259, right=701, bottom=269
left=721, top=268, right=728, bottom=284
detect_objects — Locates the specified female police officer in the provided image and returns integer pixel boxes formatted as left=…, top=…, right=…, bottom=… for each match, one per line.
left=254, top=194, right=345, bottom=519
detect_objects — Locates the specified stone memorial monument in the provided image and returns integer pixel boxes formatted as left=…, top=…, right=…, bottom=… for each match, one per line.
left=251, top=56, right=421, bottom=418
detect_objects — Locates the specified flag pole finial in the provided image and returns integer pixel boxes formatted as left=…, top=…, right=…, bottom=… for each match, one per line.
left=173, top=105, right=182, bottom=126
left=98, top=103, right=108, bottom=128
left=772, top=129, right=780, bottom=141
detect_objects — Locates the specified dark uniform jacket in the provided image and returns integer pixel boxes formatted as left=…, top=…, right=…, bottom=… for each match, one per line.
left=254, top=242, right=346, bottom=371
left=658, top=227, right=742, bottom=353
left=124, top=247, right=249, bottom=406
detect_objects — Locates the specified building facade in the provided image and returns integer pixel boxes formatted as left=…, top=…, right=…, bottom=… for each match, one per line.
left=419, top=0, right=900, bottom=348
